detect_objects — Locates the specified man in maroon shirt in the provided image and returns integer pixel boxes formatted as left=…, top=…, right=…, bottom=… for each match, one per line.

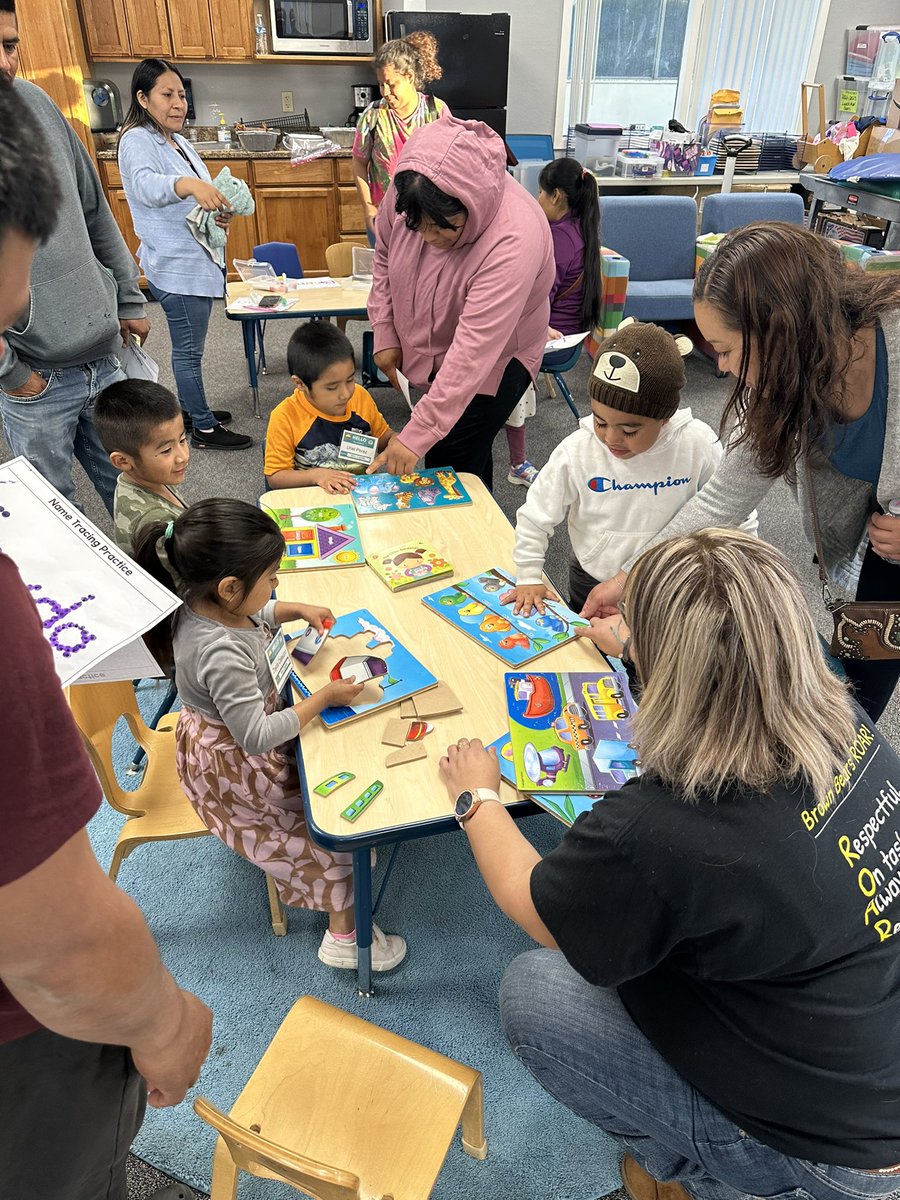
left=0, top=83, right=211, bottom=1199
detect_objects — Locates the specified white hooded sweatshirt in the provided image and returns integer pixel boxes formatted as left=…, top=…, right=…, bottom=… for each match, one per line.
left=514, top=409, right=758, bottom=585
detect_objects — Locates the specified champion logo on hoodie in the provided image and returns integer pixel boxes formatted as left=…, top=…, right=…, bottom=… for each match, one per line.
left=588, top=475, right=692, bottom=497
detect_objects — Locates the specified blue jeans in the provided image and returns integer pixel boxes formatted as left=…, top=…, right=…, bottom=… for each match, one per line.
left=148, top=284, right=216, bottom=429
left=0, top=353, right=123, bottom=514
left=500, top=949, right=900, bottom=1200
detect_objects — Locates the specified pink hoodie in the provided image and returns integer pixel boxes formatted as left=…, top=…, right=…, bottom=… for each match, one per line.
left=368, top=116, right=555, bottom=458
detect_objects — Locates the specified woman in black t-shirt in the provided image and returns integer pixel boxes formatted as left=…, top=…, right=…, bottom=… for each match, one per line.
left=440, top=529, right=900, bottom=1200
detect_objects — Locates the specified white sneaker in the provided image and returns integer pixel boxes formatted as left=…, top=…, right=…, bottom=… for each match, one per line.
left=318, top=923, right=407, bottom=972
left=508, top=460, right=540, bottom=487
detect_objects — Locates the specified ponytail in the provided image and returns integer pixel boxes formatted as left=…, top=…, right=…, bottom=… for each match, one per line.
left=375, top=31, right=442, bottom=89
left=539, top=157, right=602, bottom=332
left=133, top=498, right=285, bottom=672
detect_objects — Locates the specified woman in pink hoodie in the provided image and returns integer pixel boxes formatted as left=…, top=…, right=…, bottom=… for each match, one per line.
left=367, top=116, right=555, bottom=489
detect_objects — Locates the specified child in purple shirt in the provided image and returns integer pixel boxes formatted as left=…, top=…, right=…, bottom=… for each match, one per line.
left=506, top=158, right=602, bottom=488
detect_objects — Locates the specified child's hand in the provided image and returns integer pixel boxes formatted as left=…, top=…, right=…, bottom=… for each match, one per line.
left=314, top=468, right=358, bottom=495
left=319, top=678, right=365, bottom=709
left=575, top=616, right=631, bottom=657
left=296, top=605, right=335, bottom=634
left=499, top=583, right=557, bottom=617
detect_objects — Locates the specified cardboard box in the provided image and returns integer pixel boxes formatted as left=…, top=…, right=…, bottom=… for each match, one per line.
left=888, top=79, right=900, bottom=130
left=868, top=125, right=900, bottom=155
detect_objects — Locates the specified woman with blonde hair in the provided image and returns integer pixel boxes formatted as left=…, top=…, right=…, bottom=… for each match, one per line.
left=582, top=221, right=900, bottom=722
left=352, top=31, right=448, bottom=243
left=441, top=529, right=900, bottom=1200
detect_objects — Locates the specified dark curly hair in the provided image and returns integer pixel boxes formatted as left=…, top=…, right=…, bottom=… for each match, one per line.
left=375, top=31, right=442, bottom=88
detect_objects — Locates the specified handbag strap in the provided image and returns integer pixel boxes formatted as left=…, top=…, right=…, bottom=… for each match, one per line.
left=801, top=429, right=843, bottom=609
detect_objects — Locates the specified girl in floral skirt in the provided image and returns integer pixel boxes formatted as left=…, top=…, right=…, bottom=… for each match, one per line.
left=136, top=498, right=406, bottom=971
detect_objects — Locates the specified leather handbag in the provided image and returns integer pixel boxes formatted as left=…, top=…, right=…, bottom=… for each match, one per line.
left=805, top=457, right=900, bottom=661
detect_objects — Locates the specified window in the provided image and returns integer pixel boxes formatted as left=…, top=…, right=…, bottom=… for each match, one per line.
left=595, top=0, right=690, bottom=82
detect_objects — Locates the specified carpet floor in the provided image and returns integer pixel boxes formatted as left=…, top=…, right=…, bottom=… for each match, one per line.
left=95, top=692, right=622, bottom=1200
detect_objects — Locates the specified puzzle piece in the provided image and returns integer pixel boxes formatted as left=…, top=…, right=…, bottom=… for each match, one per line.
left=412, top=681, right=462, bottom=718
left=400, top=699, right=417, bottom=718
left=382, top=719, right=409, bottom=748
left=385, top=742, right=427, bottom=768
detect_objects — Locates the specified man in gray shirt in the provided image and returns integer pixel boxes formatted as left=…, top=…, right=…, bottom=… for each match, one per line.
left=0, top=0, right=149, bottom=514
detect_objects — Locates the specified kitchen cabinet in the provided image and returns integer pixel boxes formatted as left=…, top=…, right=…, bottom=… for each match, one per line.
left=335, top=157, right=368, bottom=246
left=211, top=0, right=254, bottom=60
left=81, top=0, right=170, bottom=58
left=16, top=0, right=96, bottom=159
left=167, top=0, right=213, bottom=59
left=254, top=187, right=336, bottom=275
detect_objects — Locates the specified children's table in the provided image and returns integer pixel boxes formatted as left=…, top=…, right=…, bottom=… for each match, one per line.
left=260, top=480, right=607, bottom=994
left=226, top=278, right=371, bottom=418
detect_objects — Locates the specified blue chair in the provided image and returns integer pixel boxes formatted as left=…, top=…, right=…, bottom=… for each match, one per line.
left=252, top=242, right=305, bottom=375
left=598, top=196, right=698, bottom=324
left=541, top=343, right=583, bottom=422
left=700, top=192, right=805, bottom=235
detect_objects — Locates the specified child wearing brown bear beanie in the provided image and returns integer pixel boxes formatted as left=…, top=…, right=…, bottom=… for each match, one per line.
left=504, top=319, right=758, bottom=614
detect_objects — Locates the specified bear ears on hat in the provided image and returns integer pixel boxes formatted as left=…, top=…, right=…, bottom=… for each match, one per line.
left=609, top=316, right=693, bottom=358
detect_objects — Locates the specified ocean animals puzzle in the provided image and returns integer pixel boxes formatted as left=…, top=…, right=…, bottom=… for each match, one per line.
left=351, top=467, right=472, bottom=516
left=505, top=670, right=639, bottom=794
left=270, top=504, right=364, bottom=572
left=366, top=539, right=454, bottom=592
left=290, top=609, right=437, bottom=728
left=487, top=733, right=604, bottom=827
left=421, top=568, right=589, bottom=665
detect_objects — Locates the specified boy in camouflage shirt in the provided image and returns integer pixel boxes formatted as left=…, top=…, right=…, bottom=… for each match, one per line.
left=94, top=380, right=188, bottom=557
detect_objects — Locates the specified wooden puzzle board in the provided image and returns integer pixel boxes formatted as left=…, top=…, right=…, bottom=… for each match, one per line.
left=261, top=481, right=605, bottom=840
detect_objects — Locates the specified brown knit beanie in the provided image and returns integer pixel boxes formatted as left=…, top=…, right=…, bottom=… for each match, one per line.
left=589, top=318, right=693, bottom=420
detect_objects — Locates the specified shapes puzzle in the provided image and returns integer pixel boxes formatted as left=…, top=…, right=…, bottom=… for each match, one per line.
left=270, top=504, right=364, bottom=572
left=421, top=568, right=589, bottom=665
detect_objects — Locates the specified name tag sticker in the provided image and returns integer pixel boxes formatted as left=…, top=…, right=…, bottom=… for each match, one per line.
left=265, top=633, right=293, bottom=692
left=339, top=429, right=378, bottom=465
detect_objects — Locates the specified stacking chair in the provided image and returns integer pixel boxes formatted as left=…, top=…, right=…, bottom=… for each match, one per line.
left=540, top=342, right=583, bottom=421
left=66, top=679, right=287, bottom=936
left=251, top=241, right=305, bottom=375
left=194, top=995, right=487, bottom=1199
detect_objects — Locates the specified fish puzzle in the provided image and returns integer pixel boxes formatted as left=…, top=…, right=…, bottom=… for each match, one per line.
left=505, top=669, right=639, bottom=794
left=270, top=504, right=364, bottom=572
left=351, top=467, right=471, bottom=516
left=420, top=567, right=589, bottom=665
left=487, top=733, right=604, bottom=827
left=290, top=609, right=437, bottom=728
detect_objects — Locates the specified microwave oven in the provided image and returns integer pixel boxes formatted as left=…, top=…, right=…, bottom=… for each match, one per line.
left=268, top=0, right=374, bottom=56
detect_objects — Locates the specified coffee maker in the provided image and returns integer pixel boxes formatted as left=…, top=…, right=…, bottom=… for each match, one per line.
left=348, top=83, right=379, bottom=124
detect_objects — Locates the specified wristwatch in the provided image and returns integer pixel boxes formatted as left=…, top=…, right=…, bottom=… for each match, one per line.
left=454, top=787, right=501, bottom=826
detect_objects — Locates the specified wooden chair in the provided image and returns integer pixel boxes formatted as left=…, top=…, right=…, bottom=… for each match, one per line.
left=66, top=679, right=287, bottom=936
left=325, top=242, right=356, bottom=334
left=194, top=995, right=487, bottom=1199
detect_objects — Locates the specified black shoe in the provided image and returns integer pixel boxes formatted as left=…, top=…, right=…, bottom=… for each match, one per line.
left=190, top=425, right=254, bottom=451
left=181, top=410, right=233, bottom=430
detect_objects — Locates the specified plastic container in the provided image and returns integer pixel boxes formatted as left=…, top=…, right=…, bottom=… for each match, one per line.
left=320, top=126, right=355, bottom=149
left=510, top=160, right=544, bottom=196
left=573, top=123, right=623, bottom=172
left=615, top=150, right=663, bottom=178
left=695, top=153, right=716, bottom=176
left=237, top=129, right=278, bottom=152
left=255, top=12, right=268, bottom=56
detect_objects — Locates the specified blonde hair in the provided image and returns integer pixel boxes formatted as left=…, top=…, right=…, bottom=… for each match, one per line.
left=624, top=529, right=857, bottom=802
left=375, top=31, right=442, bottom=88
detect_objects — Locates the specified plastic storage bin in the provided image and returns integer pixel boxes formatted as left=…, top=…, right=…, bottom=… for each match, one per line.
left=510, top=160, right=544, bottom=197
left=615, top=150, right=663, bottom=178
left=573, top=123, right=623, bottom=175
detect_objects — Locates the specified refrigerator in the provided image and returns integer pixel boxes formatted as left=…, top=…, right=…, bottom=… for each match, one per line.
left=384, top=11, right=510, bottom=138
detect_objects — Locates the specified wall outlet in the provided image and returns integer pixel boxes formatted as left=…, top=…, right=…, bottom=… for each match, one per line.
left=281, top=91, right=294, bottom=114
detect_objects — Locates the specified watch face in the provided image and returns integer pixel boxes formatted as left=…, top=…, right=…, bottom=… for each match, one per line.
left=454, top=790, right=474, bottom=819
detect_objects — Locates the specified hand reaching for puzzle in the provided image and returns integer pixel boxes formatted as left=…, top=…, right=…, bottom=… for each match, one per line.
left=319, top=678, right=366, bottom=709
left=439, top=738, right=501, bottom=798
left=312, top=468, right=358, bottom=495
left=499, top=583, right=558, bottom=617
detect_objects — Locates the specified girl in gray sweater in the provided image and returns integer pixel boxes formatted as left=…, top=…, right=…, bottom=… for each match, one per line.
left=137, top=499, right=406, bottom=972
